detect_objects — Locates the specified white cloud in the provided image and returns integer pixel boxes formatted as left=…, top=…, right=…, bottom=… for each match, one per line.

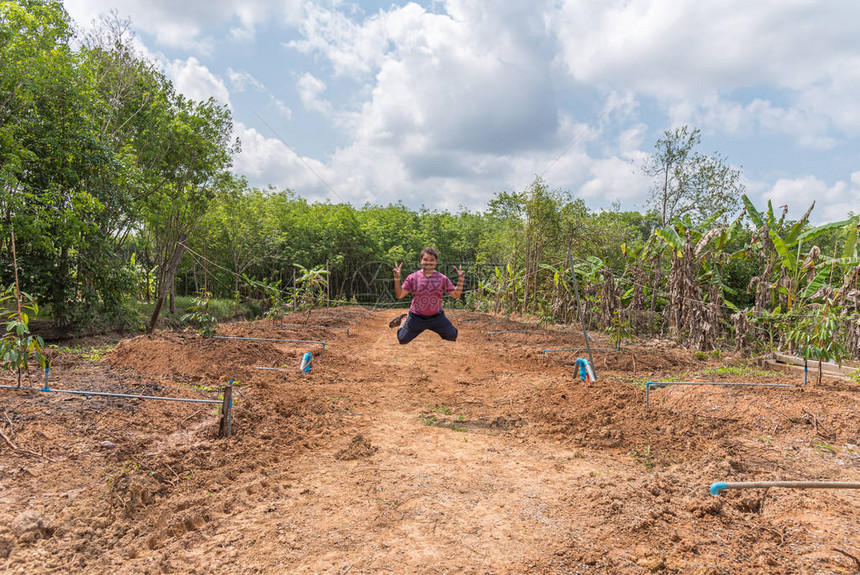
left=551, top=0, right=860, bottom=148
left=552, top=1, right=860, bottom=95
left=226, top=69, right=291, bottom=119
left=761, top=174, right=859, bottom=224
left=286, top=2, right=398, bottom=78
left=165, top=58, right=231, bottom=106
left=65, top=0, right=294, bottom=51
left=328, top=1, right=560, bottom=159
left=675, top=95, right=838, bottom=150
left=297, top=73, right=331, bottom=115
left=232, top=123, right=340, bottom=202
left=227, top=69, right=265, bottom=93
left=578, top=156, right=649, bottom=206
left=270, top=97, right=292, bottom=120
left=62, top=0, right=860, bottom=221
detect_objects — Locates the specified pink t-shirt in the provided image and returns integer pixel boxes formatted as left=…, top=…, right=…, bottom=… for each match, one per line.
left=402, top=270, right=456, bottom=315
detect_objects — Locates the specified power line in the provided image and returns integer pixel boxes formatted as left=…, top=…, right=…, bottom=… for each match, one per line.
left=251, top=110, right=377, bottom=205
left=539, top=106, right=609, bottom=181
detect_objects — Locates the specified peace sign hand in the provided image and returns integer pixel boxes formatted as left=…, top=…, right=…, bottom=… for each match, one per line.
left=454, top=266, right=465, bottom=280
left=393, top=262, right=403, bottom=278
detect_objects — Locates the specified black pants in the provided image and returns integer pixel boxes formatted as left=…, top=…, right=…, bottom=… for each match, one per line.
left=397, top=311, right=458, bottom=345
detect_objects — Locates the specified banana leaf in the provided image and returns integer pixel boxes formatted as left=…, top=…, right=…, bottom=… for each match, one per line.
left=801, top=268, right=831, bottom=299
left=796, top=217, right=856, bottom=243
left=842, top=218, right=859, bottom=258
left=654, top=226, right=684, bottom=258
left=767, top=228, right=797, bottom=272
left=742, top=194, right=765, bottom=228
left=783, top=202, right=816, bottom=245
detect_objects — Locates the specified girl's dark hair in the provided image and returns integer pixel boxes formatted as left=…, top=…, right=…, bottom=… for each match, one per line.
left=420, top=247, right=439, bottom=260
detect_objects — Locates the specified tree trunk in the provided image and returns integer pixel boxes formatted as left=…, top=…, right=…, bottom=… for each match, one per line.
left=148, top=233, right=188, bottom=334
left=650, top=253, right=662, bottom=336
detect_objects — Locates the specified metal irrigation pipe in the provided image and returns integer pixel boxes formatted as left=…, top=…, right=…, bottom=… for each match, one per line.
left=5, top=364, right=235, bottom=438
left=211, top=335, right=326, bottom=359
left=279, top=322, right=349, bottom=335
left=645, top=381, right=795, bottom=409
left=542, top=347, right=618, bottom=356
left=710, top=481, right=860, bottom=497
left=0, top=384, right=222, bottom=404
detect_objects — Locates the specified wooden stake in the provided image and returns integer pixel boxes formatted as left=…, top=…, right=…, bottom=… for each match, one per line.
left=219, top=381, right=234, bottom=438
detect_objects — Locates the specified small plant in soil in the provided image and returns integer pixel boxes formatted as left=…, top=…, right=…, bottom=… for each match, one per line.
left=181, top=290, right=219, bottom=337
left=606, top=312, right=633, bottom=350
left=0, top=284, right=47, bottom=387
left=787, top=303, right=847, bottom=384
left=812, top=437, right=836, bottom=456
left=418, top=412, right=439, bottom=426
left=630, top=445, right=655, bottom=470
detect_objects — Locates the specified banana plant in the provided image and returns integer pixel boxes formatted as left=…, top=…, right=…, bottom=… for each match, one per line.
left=538, top=262, right=573, bottom=324
left=294, top=264, right=330, bottom=315
left=742, top=194, right=859, bottom=310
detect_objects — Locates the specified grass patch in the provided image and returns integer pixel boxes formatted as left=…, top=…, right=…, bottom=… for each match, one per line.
left=418, top=404, right=468, bottom=431
left=51, top=343, right=117, bottom=361
left=622, top=375, right=651, bottom=389
left=697, top=365, right=781, bottom=378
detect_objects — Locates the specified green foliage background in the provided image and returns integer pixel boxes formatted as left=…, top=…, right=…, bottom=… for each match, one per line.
left=1, top=1, right=858, bottom=364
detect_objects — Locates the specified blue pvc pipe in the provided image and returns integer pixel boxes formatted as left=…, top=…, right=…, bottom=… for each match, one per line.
left=646, top=381, right=794, bottom=409
left=710, top=482, right=728, bottom=496
left=1, top=384, right=222, bottom=404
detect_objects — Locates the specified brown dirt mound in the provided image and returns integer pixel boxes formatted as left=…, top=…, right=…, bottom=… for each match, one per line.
left=1, top=309, right=858, bottom=573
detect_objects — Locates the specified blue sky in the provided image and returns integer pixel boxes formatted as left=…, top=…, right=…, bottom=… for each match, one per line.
left=64, top=0, right=860, bottom=223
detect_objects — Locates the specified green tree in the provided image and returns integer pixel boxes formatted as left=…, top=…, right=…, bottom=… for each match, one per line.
left=644, top=126, right=744, bottom=227
left=144, top=93, right=238, bottom=333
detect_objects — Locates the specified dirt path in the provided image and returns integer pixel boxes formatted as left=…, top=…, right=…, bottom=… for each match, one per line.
left=1, top=308, right=859, bottom=573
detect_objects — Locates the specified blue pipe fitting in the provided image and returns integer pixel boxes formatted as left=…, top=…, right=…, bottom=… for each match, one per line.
left=710, top=482, right=728, bottom=496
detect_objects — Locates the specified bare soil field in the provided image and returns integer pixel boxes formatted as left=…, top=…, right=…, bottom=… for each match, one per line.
left=1, top=308, right=859, bottom=574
